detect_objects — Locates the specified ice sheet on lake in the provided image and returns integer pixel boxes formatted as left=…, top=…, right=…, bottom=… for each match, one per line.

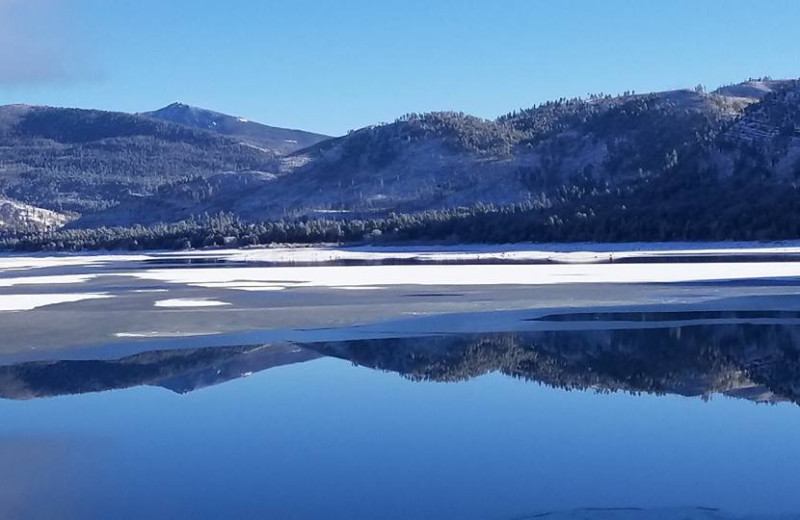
left=223, top=241, right=800, bottom=264
left=154, top=298, right=231, bottom=308
left=0, top=293, right=112, bottom=311
left=3, top=239, right=800, bottom=274
left=2, top=243, right=800, bottom=305
left=114, top=331, right=218, bottom=338
left=0, top=274, right=96, bottom=287
left=128, top=262, right=800, bottom=289
left=0, top=254, right=149, bottom=272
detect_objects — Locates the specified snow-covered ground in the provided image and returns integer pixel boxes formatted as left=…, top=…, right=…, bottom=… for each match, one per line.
left=3, top=240, right=800, bottom=272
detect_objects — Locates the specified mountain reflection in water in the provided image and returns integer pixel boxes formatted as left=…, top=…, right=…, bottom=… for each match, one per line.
left=4, top=316, right=800, bottom=404
left=0, top=344, right=320, bottom=400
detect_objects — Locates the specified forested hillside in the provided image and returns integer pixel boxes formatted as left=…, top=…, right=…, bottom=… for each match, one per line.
left=0, top=105, right=280, bottom=214
left=74, top=79, right=797, bottom=230
left=2, top=78, right=800, bottom=248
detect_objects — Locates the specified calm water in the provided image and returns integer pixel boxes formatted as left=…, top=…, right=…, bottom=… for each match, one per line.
left=3, top=319, right=800, bottom=519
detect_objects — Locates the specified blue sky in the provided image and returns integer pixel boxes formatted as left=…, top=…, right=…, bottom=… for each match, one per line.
left=1, top=0, right=798, bottom=135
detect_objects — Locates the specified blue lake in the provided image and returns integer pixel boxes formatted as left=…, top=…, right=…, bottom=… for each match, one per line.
left=3, top=322, right=800, bottom=519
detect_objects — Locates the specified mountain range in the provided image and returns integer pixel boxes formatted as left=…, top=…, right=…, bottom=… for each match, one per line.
left=3, top=322, right=799, bottom=404
left=1, top=77, right=799, bottom=244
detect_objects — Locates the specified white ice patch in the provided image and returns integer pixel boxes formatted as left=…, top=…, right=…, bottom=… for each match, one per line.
left=114, top=331, right=217, bottom=338
left=0, top=293, right=112, bottom=311
left=154, top=298, right=231, bottom=308
left=189, top=281, right=287, bottom=291
left=0, top=274, right=96, bottom=287
left=221, top=241, right=800, bottom=265
left=129, top=262, right=800, bottom=289
left=220, top=285, right=287, bottom=292
left=4, top=241, right=800, bottom=275
left=0, top=254, right=149, bottom=272
left=5, top=242, right=800, bottom=293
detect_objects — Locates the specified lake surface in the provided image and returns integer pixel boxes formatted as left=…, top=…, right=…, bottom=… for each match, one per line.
left=4, top=318, right=800, bottom=519
left=4, top=245, right=800, bottom=519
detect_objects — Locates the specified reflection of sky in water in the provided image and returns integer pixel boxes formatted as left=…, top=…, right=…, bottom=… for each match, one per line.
left=0, top=436, right=107, bottom=519
left=2, top=356, right=800, bottom=520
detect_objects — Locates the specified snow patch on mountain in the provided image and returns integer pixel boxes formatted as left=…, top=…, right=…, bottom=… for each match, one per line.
left=0, top=198, right=73, bottom=232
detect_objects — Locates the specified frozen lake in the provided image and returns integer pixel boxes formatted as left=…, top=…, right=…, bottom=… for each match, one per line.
left=3, top=244, right=800, bottom=519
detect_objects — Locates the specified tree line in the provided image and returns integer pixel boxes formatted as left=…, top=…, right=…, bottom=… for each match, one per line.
left=3, top=165, right=800, bottom=252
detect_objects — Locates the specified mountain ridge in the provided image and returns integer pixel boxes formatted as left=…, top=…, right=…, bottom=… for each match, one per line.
left=0, top=103, right=282, bottom=214
left=72, top=78, right=800, bottom=229
left=141, top=102, right=331, bottom=154
left=3, top=77, right=800, bottom=245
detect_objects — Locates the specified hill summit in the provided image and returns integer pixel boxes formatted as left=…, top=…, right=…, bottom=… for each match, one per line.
left=142, top=102, right=330, bottom=153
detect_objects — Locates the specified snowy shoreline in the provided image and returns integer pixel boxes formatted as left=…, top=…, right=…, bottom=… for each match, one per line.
left=1, top=242, right=800, bottom=308
left=4, top=239, right=800, bottom=268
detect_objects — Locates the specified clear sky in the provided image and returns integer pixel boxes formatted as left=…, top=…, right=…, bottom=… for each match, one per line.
left=1, top=0, right=798, bottom=136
